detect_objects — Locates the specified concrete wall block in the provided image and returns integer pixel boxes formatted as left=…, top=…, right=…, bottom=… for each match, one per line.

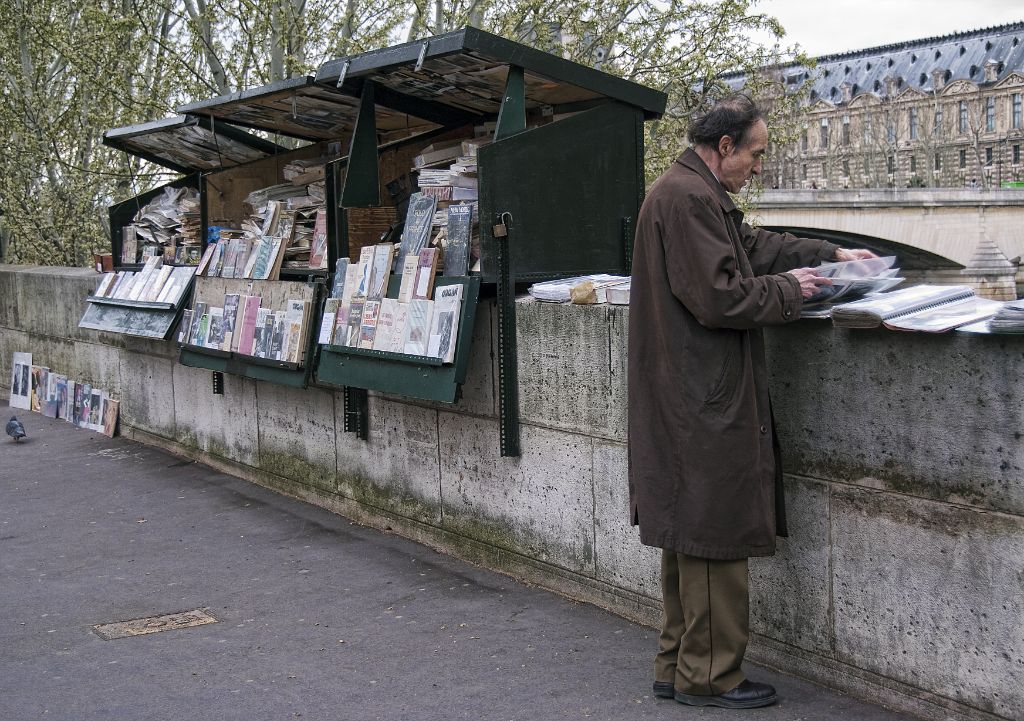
left=750, top=476, right=833, bottom=655
left=767, top=325, right=1024, bottom=516
left=16, top=267, right=95, bottom=340
left=172, top=363, right=259, bottom=466
left=606, top=305, right=628, bottom=442
left=117, top=351, right=176, bottom=438
left=592, top=440, right=660, bottom=597
left=831, top=486, right=1024, bottom=719
left=438, top=414, right=597, bottom=575
left=335, top=394, right=442, bottom=524
left=256, top=381, right=337, bottom=494
left=516, top=299, right=619, bottom=439
left=0, top=265, right=28, bottom=329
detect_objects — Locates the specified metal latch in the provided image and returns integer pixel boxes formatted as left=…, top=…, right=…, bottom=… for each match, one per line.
left=335, top=59, right=351, bottom=88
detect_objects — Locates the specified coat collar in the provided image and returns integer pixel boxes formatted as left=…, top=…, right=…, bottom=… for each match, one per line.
left=676, top=148, right=740, bottom=217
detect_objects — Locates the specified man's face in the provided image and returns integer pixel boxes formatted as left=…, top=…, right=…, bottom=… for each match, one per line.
left=718, top=119, right=768, bottom=193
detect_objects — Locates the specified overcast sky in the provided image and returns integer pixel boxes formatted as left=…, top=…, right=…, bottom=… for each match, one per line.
left=752, top=0, right=1024, bottom=57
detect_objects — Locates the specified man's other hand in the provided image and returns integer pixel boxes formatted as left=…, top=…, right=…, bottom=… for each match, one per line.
left=834, top=248, right=878, bottom=261
left=789, top=268, right=833, bottom=299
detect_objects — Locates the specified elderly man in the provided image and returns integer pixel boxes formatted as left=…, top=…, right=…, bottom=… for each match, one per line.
left=627, top=94, right=873, bottom=709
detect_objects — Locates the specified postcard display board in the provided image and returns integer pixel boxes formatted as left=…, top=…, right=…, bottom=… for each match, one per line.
left=314, top=28, right=667, bottom=454
left=81, top=115, right=286, bottom=340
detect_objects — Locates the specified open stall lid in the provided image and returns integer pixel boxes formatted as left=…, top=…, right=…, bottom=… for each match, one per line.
left=177, top=76, right=439, bottom=144
left=316, top=26, right=667, bottom=121
left=102, top=114, right=287, bottom=174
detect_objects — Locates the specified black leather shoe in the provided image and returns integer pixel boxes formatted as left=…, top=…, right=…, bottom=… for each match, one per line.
left=675, top=680, right=778, bottom=709
left=653, top=681, right=674, bottom=698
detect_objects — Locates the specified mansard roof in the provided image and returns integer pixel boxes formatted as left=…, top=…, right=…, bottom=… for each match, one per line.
left=723, top=21, right=1024, bottom=105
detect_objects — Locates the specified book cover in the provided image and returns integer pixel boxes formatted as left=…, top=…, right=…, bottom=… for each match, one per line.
left=188, top=302, right=208, bottom=345
left=94, top=272, right=116, bottom=298
left=178, top=310, right=193, bottom=344
left=121, top=225, right=138, bottom=265
left=195, top=313, right=211, bottom=347
left=412, top=248, right=439, bottom=301
left=221, top=239, right=240, bottom=279
left=102, top=397, right=119, bottom=438
left=270, top=312, right=286, bottom=360
left=333, top=300, right=351, bottom=345
left=9, top=352, right=32, bottom=410
left=89, top=389, right=104, bottom=431
left=396, top=193, right=437, bottom=269
left=54, top=375, right=68, bottom=420
left=358, top=300, right=382, bottom=349
left=368, top=243, right=395, bottom=300
left=210, top=307, right=228, bottom=350
left=145, top=265, right=174, bottom=302
left=347, top=298, right=365, bottom=347
left=236, top=295, right=261, bottom=354
left=342, top=262, right=361, bottom=302
left=267, top=236, right=289, bottom=281
left=355, top=246, right=375, bottom=297
left=250, top=237, right=276, bottom=280
left=372, top=299, right=398, bottom=351
left=397, top=254, right=418, bottom=303
left=427, top=283, right=464, bottom=363
left=42, top=370, right=59, bottom=418
left=108, top=271, right=129, bottom=298
left=30, top=366, right=46, bottom=413
left=388, top=303, right=410, bottom=354
left=196, top=243, right=217, bottom=275
left=222, top=294, right=241, bottom=351
left=78, top=383, right=92, bottom=428
left=242, top=237, right=266, bottom=279
left=331, top=258, right=351, bottom=298
left=285, top=299, right=311, bottom=363
left=63, top=380, right=75, bottom=422
left=309, top=210, right=328, bottom=270
left=444, top=205, right=473, bottom=276
left=320, top=298, right=340, bottom=344
left=260, top=310, right=276, bottom=358
left=403, top=299, right=433, bottom=356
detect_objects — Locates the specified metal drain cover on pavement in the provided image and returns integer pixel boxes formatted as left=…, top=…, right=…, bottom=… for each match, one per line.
left=92, top=609, right=218, bottom=640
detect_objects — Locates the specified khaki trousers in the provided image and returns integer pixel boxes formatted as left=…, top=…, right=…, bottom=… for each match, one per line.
left=654, top=550, right=749, bottom=695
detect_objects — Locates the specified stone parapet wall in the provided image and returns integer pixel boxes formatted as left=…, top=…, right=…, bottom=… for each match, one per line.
left=1, top=264, right=1021, bottom=721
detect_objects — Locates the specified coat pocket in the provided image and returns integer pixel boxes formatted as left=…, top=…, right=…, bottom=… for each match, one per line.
left=701, top=334, right=742, bottom=409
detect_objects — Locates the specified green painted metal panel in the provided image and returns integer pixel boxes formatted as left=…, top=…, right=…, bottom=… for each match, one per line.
left=494, top=66, right=526, bottom=140
left=477, top=101, right=644, bottom=283
left=341, top=82, right=381, bottom=207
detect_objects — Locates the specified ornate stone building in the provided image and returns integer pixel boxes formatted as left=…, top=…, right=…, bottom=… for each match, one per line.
left=733, top=22, right=1024, bottom=189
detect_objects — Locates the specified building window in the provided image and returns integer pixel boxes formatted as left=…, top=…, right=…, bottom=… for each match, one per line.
left=801, top=164, right=807, bottom=180
left=863, top=116, right=873, bottom=143
left=910, top=155, right=917, bottom=173
left=843, top=159, right=850, bottom=176
left=960, top=149, right=967, bottom=168
left=842, top=115, right=850, bottom=145
left=1013, top=93, right=1022, bottom=129
left=986, top=97, right=995, bottom=132
left=959, top=101, right=968, bottom=133
left=887, top=155, right=895, bottom=173
left=933, top=105, right=943, bottom=135
left=1014, top=144, right=1021, bottom=165
left=986, top=146, right=993, bottom=165
left=820, top=119, right=829, bottom=149
left=934, top=152, right=941, bottom=171
left=801, top=128, right=808, bottom=151
left=909, top=108, right=919, bottom=140
left=887, top=120, right=896, bottom=144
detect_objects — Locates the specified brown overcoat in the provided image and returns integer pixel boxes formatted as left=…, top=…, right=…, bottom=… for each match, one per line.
left=627, top=149, right=838, bottom=560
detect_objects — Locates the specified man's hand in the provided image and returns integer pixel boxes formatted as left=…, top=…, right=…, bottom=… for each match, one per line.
left=789, top=267, right=833, bottom=300
left=834, top=248, right=878, bottom=261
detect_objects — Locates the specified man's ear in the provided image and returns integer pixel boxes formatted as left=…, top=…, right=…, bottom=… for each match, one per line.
left=718, top=134, right=734, bottom=157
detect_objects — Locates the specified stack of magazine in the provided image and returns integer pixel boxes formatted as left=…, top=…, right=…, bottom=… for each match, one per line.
left=830, top=284, right=1003, bottom=331
left=801, top=256, right=903, bottom=317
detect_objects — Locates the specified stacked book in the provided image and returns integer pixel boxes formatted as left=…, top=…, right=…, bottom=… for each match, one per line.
left=92, top=256, right=196, bottom=307
left=317, top=246, right=463, bottom=363
left=180, top=293, right=313, bottom=366
left=830, top=284, right=1002, bottom=331
left=528, top=274, right=631, bottom=303
left=121, top=186, right=202, bottom=266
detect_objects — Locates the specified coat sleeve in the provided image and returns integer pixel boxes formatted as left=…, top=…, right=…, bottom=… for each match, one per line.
left=740, top=223, right=840, bottom=276
left=663, top=194, right=803, bottom=330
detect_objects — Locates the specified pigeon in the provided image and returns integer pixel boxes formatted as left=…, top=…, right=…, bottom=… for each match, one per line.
left=6, top=416, right=26, bottom=442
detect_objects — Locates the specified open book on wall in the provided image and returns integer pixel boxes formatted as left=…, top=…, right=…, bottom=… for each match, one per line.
left=831, top=285, right=999, bottom=331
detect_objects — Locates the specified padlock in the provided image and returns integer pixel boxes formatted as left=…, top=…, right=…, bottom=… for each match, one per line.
left=492, top=222, right=508, bottom=238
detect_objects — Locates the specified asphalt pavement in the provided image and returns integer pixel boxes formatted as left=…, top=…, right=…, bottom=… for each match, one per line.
left=0, top=406, right=920, bottom=721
